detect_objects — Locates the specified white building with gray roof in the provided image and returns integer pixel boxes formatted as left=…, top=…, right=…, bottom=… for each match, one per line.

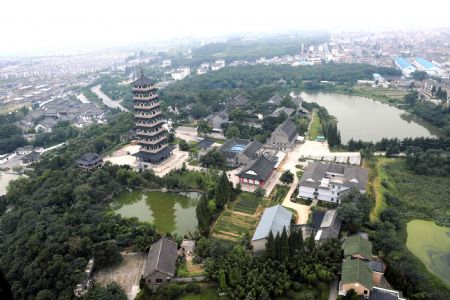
left=266, top=118, right=298, bottom=151
left=143, top=237, right=178, bottom=287
left=298, top=162, right=368, bottom=203
left=252, top=205, right=292, bottom=252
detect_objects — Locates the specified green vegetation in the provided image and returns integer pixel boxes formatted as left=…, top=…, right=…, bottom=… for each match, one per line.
left=406, top=220, right=450, bottom=286
left=231, top=192, right=260, bottom=215
left=308, top=111, right=323, bottom=140
left=0, top=124, right=26, bottom=154
left=212, top=210, right=258, bottom=241
left=337, top=190, right=372, bottom=233
left=382, top=159, right=450, bottom=226
left=270, top=184, right=290, bottom=204
left=84, top=283, right=127, bottom=300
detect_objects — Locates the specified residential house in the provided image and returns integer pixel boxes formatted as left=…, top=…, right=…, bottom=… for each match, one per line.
left=236, top=155, right=276, bottom=187
left=236, top=140, right=263, bottom=165
left=292, top=96, right=303, bottom=107
left=266, top=118, right=298, bottom=151
left=218, top=138, right=250, bottom=166
left=339, top=235, right=405, bottom=299
left=251, top=205, right=292, bottom=252
left=21, top=151, right=40, bottom=165
left=205, top=110, right=229, bottom=132
left=265, top=94, right=283, bottom=107
left=35, top=117, right=58, bottom=133
left=298, top=162, right=368, bottom=203
left=73, top=259, right=95, bottom=297
left=143, top=237, right=178, bottom=287
left=232, top=94, right=250, bottom=107
left=269, top=107, right=296, bottom=118
left=196, top=139, right=215, bottom=159
left=311, top=210, right=342, bottom=244
left=15, top=145, right=33, bottom=155
left=77, top=153, right=103, bottom=171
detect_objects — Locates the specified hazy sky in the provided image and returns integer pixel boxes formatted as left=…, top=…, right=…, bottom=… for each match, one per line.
left=1, top=0, right=450, bottom=55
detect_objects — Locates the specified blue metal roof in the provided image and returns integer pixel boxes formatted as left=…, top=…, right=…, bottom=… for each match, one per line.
left=252, top=205, right=292, bottom=241
left=230, top=144, right=246, bottom=152
left=415, top=57, right=434, bottom=69
left=394, top=57, right=413, bottom=69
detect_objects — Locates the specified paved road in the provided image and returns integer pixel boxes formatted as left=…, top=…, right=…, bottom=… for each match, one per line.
left=91, top=85, right=128, bottom=112
left=328, top=279, right=338, bottom=300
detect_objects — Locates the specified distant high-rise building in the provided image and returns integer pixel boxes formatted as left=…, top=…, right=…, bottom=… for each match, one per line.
left=132, top=70, right=173, bottom=165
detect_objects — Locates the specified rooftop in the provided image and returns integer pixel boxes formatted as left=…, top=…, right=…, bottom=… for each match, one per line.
left=341, top=259, right=373, bottom=290
left=344, top=235, right=373, bottom=260
left=394, top=57, right=414, bottom=69
left=252, top=205, right=292, bottom=241
left=144, top=237, right=178, bottom=277
left=415, top=57, right=434, bottom=69
left=237, top=155, right=276, bottom=181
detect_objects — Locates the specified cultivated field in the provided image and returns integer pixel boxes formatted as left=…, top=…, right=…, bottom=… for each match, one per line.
left=231, top=193, right=260, bottom=215
left=212, top=210, right=259, bottom=241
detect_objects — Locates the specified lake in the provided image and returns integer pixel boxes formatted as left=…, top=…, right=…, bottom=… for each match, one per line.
left=112, top=190, right=200, bottom=236
left=406, top=219, right=450, bottom=286
left=301, top=92, right=440, bottom=143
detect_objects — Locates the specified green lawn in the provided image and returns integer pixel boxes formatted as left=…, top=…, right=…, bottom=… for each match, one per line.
left=270, top=185, right=290, bottom=204
left=406, top=219, right=450, bottom=286
left=308, top=111, right=323, bottom=140
left=181, top=287, right=223, bottom=300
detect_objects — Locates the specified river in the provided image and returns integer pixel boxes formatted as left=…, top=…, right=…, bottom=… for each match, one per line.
left=112, top=190, right=200, bottom=236
left=301, top=92, right=440, bottom=143
left=91, top=85, right=128, bottom=112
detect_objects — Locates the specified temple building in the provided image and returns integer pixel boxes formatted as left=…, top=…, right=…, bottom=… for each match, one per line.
left=132, top=70, right=173, bottom=165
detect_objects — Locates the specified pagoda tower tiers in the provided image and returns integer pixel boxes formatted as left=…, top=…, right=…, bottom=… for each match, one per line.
left=132, top=71, right=173, bottom=164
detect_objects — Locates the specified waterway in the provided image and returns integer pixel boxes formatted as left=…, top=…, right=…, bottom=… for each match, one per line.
left=112, top=190, right=200, bottom=236
left=406, top=220, right=450, bottom=286
left=91, top=85, right=128, bottom=112
left=301, top=92, right=440, bottom=143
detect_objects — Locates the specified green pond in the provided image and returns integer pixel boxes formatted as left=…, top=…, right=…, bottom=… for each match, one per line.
left=406, top=219, right=450, bottom=286
left=112, top=190, right=201, bottom=236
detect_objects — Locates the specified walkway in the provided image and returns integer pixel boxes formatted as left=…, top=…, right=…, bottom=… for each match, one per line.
left=91, top=85, right=128, bottom=112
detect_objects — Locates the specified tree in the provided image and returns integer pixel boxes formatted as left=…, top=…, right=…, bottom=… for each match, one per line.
left=254, top=187, right=266, bottom=198
left=197, top=120, right=212, bottom=136
left=280, top=170, right=294, bottom=185
left=196, top=195, right=211, bottom=236
left=404, top=91, right=418, bottom=105
left=266, top=231, right=276, bottom=259
left=179, top=139, right=189, bottom=151
left=218, top=269, right=228, bottom=292
left=84, top=283, right=127, bottom=300
left=225, top=125, right=240, bottom=139
left=199, top=149, right=225, bottom=168
left=279, top=227, right=290, bottom=261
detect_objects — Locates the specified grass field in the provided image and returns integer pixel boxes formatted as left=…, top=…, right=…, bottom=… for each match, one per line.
left=381, top=159, right=450, bottom=222
left=406, top=220, right=450, bottom=286
left=369, top=158, right=389, bottom=221
left=212, top=210, right=259, bottom=241
left=231, top=193, right=260, bottom=214
left=308, top=111, right=323, bottom=140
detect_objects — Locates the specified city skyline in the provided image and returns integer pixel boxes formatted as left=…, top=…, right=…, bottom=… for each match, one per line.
left=1, top=0, right=450, bottom=55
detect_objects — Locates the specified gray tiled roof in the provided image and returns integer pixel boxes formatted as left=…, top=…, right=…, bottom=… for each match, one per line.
left=266, top=94, right=283, bottom=106
left=77, top=153, right=102, bottom=165
left=132, top=74, right=154, bottom=86
left=144, top=237, right=178, bottom=277
left=269, top=107, right=296, bottom=118
left=219, top=138, right=250, bottom=159
left=278, top=118, right=298, bottom=142
left=237, top=155, right=276, bottom=181
left=252, top=205, right=292, bottom=241
left=242, top=140, right=262, bottom=158
left=233, top=94, right=250, bottom=106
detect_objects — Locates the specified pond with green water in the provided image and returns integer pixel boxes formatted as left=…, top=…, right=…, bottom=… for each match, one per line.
left=406, top=219, right=450, bottom=286
left=112, top=190, right=200, bottom=236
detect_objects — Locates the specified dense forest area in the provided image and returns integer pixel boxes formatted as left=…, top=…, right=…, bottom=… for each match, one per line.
left=160, top=63, right=401, bottom=118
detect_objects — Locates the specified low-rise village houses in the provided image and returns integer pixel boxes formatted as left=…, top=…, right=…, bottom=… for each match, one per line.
left=205, top=110, right=229, bottom=132
left=251, top=205, right=292, bottom=252
left=339, top=235, right=406, bottom=300
left=143, top=237, right=178, bottom=287
left=298, top=162, right=368, bottom=203
left=218, top=138, right=263, bottom=167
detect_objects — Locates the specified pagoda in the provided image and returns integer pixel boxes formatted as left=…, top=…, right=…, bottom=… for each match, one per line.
left=132, top=70, right=173, bottom=164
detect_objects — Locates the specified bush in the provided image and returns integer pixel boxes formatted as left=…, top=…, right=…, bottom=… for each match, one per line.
left=185, top=282, right=201, bottom=294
